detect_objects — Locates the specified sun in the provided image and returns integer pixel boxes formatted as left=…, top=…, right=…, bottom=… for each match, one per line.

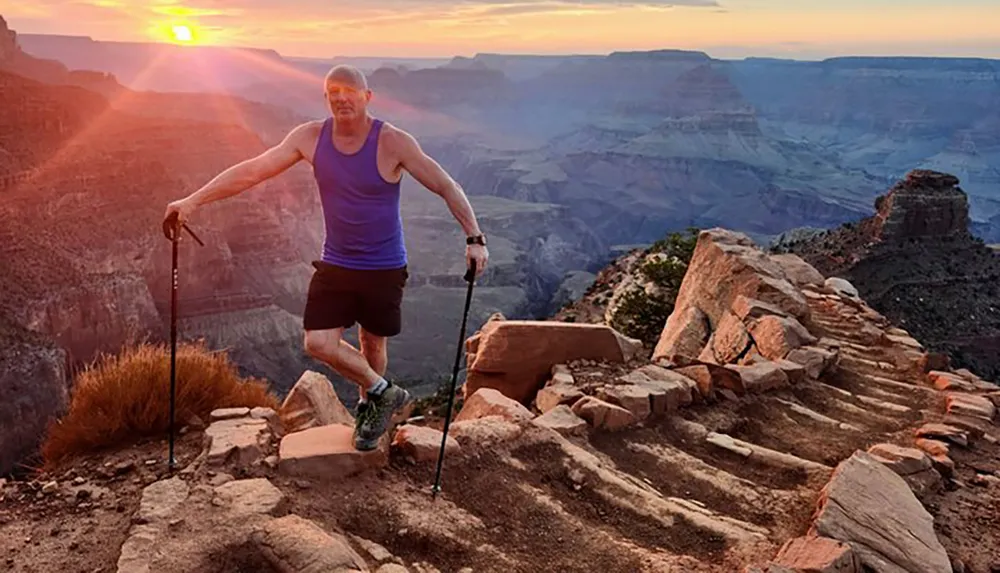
left=171, top=25, right=193, bottom=43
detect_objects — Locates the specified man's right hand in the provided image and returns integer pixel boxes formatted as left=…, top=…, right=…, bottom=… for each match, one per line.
left=162, top=198, right=196, bottom=239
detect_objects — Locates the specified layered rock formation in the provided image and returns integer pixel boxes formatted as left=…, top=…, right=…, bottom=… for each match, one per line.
left=7, top=226, right=1000, bottom=573
left=776, top=170, right=1000, bottom=381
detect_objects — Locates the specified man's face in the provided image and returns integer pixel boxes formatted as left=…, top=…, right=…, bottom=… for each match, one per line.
left=325, top=78, right=370, bottom=122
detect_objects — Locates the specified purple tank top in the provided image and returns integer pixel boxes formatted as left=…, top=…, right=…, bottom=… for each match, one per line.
left=312, top=117, right=407, bottom=270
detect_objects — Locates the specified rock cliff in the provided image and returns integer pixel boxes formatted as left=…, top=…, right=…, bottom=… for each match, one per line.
left=775, top=169, right=1000, bottom=381
left=4, top=227, right=999, bottom=573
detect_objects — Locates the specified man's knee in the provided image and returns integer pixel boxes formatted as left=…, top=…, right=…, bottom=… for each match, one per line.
left=304, top=329, right=342, bottom=362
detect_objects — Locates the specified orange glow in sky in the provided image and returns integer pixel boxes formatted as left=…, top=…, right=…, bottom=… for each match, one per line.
left=4, top=0, right=999, bottom=59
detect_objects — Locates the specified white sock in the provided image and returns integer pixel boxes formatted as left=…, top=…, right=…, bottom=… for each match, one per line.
left=368, top=377, right=388, bottom=397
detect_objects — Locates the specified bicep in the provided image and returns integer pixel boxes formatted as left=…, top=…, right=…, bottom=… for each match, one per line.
left=249, top=124, right=310, bottom=180
left=398, top=134, right=454, bottom=194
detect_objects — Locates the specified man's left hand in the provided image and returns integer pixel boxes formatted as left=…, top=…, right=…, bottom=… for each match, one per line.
left=466, top=244, right=488, bottom=277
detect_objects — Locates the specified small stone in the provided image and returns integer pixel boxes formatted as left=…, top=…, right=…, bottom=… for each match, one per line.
left=72, top=477, right=86, bottom=486
left=42, top=481, right=58, bottom=494
left=144, top=460, right=157, bottom=466
left=211, top=407, right=251, bottom=421
left=391, top=425, right=459, bottom=463
left=264, top=455, right=279, bottom=469
left=532, top=405, right=588, bottom=436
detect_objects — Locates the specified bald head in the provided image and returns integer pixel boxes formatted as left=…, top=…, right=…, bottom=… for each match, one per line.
left=325, top=64, right=368, bottom=91
left=323, top=64, right=372, bottom=123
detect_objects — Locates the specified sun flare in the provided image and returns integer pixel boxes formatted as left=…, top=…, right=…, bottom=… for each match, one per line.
left=171, top=25, right=193, bottom=43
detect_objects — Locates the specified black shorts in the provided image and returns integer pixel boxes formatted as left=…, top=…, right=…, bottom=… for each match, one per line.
left=303, top=260, right=409, bottom=337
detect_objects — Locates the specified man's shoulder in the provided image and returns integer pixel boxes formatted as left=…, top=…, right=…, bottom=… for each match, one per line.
left=291, top=119, right=326, bottom=140
left=377, top=120, right=420, bottom=153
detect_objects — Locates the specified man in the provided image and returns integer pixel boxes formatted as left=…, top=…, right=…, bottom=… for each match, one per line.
left=162, top=64, right=489, bottom=451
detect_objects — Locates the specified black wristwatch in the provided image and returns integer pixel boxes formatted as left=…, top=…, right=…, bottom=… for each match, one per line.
left=466, top=234, right=487, bottom=246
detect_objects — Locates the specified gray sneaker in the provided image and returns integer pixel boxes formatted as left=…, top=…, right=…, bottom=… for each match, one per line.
left=354, top=384, right=411, bottom=451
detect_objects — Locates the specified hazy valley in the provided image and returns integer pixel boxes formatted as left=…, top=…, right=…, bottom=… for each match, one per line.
left=4, top=17, right=1000, bottom=403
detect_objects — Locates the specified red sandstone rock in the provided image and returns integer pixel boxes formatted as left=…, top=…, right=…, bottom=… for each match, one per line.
left=278, top=424, right=388, bottom=480
left=571, top=396, right=636, bottom=431
left=279, top=371, right=355, bottom=434
left=449, top=416, right=523, bottom=446
left=699, top=311, right=751, bottom=364
left=786, top=346, right=838, bottom=379
left=598, top=384, right=652, bottom=421
left=391, top=425, right=459, bottom=463
left=732, top=295, right=789, bottom=321
left=465, top=320, right=638, bottom=404
left=675, top=363, right=745, bottom=396
left=532, top=405, right=588, bottom=437
left=652, top=305, right=710, bottom=365
left=535, top=384, right=584, bottom=413
left=632, top=364, right=698, bottom=408
left=769, top=253, right=826, bottom=288
left=727, top=361, right=789, bottom=394
left=455, top=388, right=534, bottom=424
left=772, top=536, right=860, bottom=572
left=915, top=438, right=950, bottom=458
left=748, top=315, right=818, bottom=361
left=946, top=392, right=996, bottom=421
left=867, top=443, right=932, bottom=476
left=915, top=423, right=969, bottom=447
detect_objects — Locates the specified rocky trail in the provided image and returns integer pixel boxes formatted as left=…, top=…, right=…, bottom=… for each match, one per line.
left=2, top=228, right=999, bottom=573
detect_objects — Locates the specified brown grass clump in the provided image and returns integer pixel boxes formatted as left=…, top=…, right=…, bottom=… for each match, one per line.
left=42, top=340, right=279, bottom=467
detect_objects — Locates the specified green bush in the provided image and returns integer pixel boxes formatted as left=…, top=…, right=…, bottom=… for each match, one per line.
left=608, top=227, right=700, bottom=345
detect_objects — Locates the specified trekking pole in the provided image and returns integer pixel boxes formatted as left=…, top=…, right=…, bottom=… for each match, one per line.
left=431, top=259, right=477, bottom=499
left=162, top=211, right=204, bottom=472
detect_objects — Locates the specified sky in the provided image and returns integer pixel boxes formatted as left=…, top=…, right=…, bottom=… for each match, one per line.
left=4, top=0, right=1000, bottom=59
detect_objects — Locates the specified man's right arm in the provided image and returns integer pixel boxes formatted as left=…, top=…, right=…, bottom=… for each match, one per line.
left=164, top=122, right=316, bottom=224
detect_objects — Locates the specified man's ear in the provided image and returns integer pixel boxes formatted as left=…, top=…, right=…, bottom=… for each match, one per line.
left=365, top=89, right=373, bottom=102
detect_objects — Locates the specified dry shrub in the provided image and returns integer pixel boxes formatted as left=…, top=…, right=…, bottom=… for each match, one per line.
left=42, top=340, right=279, bottom=467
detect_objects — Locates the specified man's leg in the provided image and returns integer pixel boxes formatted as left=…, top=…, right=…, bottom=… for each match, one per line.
left=359, top=326, right=388, bottom=376
left=302, top=327, right=381, bottom=393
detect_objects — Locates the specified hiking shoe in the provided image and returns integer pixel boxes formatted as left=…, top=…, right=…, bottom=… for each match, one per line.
left=354, top=384, right=411, bottom=451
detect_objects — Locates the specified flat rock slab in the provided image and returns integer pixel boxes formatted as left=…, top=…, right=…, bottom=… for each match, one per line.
left=532, top=405, right=587, bottom=436
left=391, top=424, right=459, bottom=463
left=772, top=536, right=860, bottom=572
left=252, top=514, right=368, bottom=573
left=947, top=392, right=996, bottom=421
left=866, top=443, right=932, bottom=476
left=748, top=314, right=818, bottom=361
left=214, top=478, right=286, bottom=516
left=456, top=387, right=534, bottom=423
left=598, top=383, right=652, bottom=421
left=535, top=384, right=583, bottom=413
left=211, top=407, right=250, bottom=421
left=571, top=396, right=635, bottom=431
left=915, top=423, right=969, bottom=447
left=279, top=424, right=387, bottom=480
left=727, top=361, right=789, bottom=394
left=811, top=451, right=952, bottom=573
left=449, top=416, right=523, bottom=445
left=117, top=477, right=191, bottom=573
left=204, top=417, right=270, bottom=467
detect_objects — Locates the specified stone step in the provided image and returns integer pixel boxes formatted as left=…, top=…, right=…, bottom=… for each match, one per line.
left=774, top=398, right=863, bottom=432
left=791, top=384, right=908, bottom=428
left=705, top=432, right=832, bottom=475
left=277, top=424, right=388, bottom=480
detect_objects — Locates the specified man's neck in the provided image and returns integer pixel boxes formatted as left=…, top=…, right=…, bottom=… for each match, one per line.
left=333, top=114, right=372, bottom=138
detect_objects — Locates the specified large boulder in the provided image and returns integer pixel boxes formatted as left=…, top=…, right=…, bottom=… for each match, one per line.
left=811, top=451, right=952, bottom=573
left=652, top=306, right=710, bottom=365
left=465, top=320, right=640, bottom=404
left=279, top=371, right=355, bottom=433
left=653, top=229, right=809, bottom=365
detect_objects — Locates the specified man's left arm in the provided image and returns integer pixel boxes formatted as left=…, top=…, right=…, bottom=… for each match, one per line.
left=393, top=127, right=489, bottom=275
